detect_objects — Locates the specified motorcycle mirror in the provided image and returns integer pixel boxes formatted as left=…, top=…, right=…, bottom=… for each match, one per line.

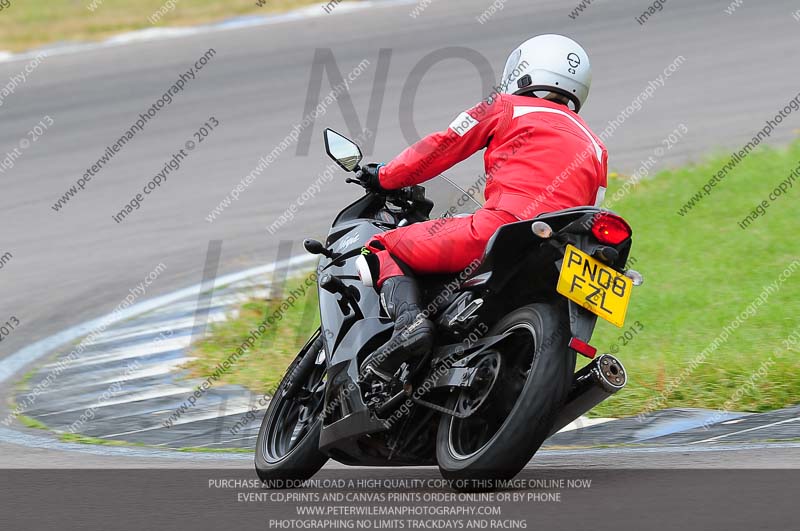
left=323, top=128, right=363, bottom=172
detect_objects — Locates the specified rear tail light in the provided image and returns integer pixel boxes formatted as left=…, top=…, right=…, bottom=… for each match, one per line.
left=591, top=213, right=631, bottom=245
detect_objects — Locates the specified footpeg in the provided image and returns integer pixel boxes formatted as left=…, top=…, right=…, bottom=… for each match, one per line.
left=449, top=298, right=484, bottom=327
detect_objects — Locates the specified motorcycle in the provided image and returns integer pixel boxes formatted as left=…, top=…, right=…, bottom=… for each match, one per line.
left=255, top=129, right=642, bottom=486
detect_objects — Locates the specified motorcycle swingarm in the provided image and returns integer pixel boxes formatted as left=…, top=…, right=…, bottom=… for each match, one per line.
left=410, top=395, right=471, bottom=419
left=426, top=333, right=510, bottom=392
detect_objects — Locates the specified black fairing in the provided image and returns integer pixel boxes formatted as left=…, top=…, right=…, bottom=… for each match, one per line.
left=315, top=206, right=405, bottom=464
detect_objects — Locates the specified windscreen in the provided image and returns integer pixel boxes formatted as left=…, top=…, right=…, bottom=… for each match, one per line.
left=419, top=175, right=483, bottom=219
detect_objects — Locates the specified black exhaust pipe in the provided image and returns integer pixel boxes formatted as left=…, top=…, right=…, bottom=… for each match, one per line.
left=547, top=354, right=627, bottom=437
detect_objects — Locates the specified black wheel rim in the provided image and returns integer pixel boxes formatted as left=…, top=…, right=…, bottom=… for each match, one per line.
left=262, top=346, right=326, bottom=463
left=447, top=323, right=537, bottom=460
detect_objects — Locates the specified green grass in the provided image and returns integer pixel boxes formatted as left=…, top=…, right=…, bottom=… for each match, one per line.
left=188, top=143, right=800, bottom=419
left=14, top=368, right=37, bottom=391
left=0, top=0, right=329, bottom=52
left=185, top=275, right=320, bottom=395
left=17, top=415, right=48, bottom=430
left=177, top=446, right=252, bottom=453
left=59, top=431, right=251, bottom=452
left=59, top=433, right=144, bottom=446
left=589, top=141, right=800, bottom=416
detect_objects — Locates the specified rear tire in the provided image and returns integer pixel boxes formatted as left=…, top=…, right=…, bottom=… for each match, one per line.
left=436, top=303, right=574, bottom=487
left=255, top=332, right=329, bottom=484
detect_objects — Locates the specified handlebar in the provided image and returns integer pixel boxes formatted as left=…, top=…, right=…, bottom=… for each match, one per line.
left=344, top=175, right=415, bottom=202
left=344, top=172, right=434, bottom=221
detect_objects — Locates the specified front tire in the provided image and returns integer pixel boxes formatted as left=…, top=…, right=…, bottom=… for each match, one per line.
left=255, top=331, right=329, bottom=484
left=436, top=303, right=574, bottom=486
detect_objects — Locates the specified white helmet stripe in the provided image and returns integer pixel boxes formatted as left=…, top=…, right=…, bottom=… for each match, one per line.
left=512, top=105, right=603, bottom=161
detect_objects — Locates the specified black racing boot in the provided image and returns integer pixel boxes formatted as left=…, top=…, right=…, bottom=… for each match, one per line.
left=360, top=276, right=435, bottom=381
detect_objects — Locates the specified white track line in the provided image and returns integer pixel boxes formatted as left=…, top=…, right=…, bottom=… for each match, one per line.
left=37, top=386, right=198, bottom=418
left=690, top=417, right=800, bottom=445
left=99, top=402, right=256, bottom=439
left=0, top=426, right=248, bottom=461
left=41, top=336, right=193, bottom=370
left=0, top=254, right=317, bottom=385
left=557, top=417, right=615, bottom=433
left=87, top=311, right=228, bottom=346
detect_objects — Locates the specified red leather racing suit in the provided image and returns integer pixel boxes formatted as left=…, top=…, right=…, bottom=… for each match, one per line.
left=368, top=94, right=608, bottom=286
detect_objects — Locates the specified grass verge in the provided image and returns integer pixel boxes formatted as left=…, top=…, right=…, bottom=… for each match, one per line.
left=14, top=368, right=37, bottom=391
left=17, top=415, right=48, bottom=430
left=187, top=142, right=800, bottom=418
left=177, top=446, right=252, bottom=453
left=589, top=140, right=800, bottom=416
left=59, top=433, right=146, bottom=446
left=13, top=394, right=250, bottom=451
left=58, top=433, right=244, bottom=452
left=0, top=0, right=331, bottom=52
left=184, top=274, right=320, bottom=395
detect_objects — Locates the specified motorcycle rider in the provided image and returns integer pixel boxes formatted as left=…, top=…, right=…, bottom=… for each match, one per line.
left=356, top=34, right=608, bottom=380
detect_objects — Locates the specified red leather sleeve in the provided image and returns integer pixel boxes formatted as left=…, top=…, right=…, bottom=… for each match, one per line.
left=379, top=97, right=507, bottom=190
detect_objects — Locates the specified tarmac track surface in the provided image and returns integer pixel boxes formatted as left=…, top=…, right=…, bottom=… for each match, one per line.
left=1, top=0, right=799, bottom=475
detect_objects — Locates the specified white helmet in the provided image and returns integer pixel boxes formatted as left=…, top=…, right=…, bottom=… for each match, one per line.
left=501, top=34, right=592, bottom=113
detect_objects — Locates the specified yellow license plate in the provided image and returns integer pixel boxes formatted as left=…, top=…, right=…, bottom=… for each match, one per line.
left=556, top=245, right=632, bottom=327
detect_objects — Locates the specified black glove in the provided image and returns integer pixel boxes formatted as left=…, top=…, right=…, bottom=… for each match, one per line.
left=355, top=163, right=385, bottom=192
